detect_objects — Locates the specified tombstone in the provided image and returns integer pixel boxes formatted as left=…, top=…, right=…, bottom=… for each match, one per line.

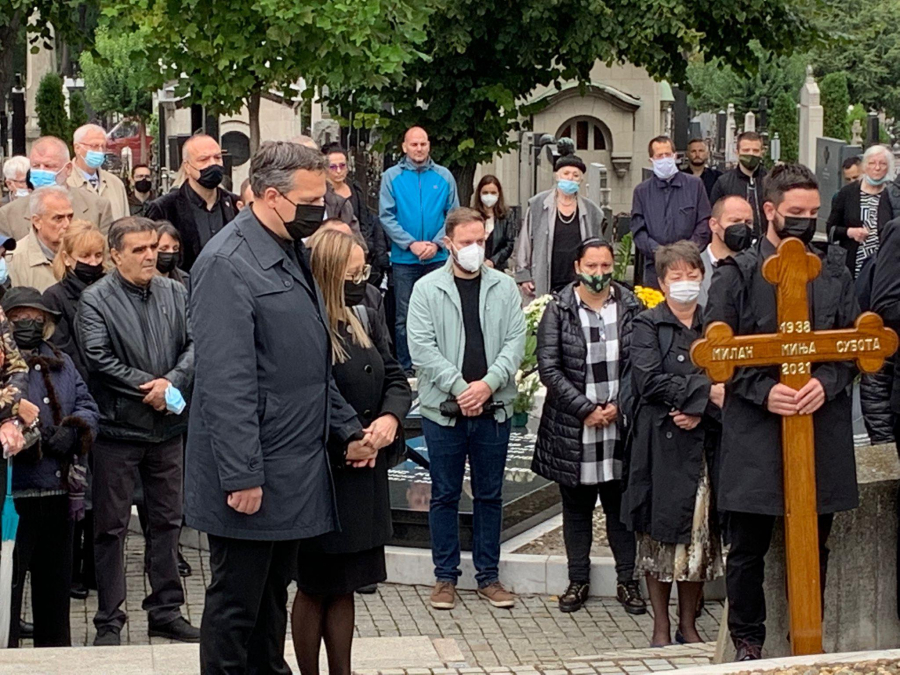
left=716, top=110, right=727, bottom=154
left=673, top=87, right=690, bottom=152
left=799, top=66, right=824, bottom=171
left=866, top=112, right=880, bottom=148
left=851, top=119, right=864, bottom=146
left=24, top=14, right=55, bottom=143
left=816, top=138, right=862, bottom=230
left=725, top=104, right=737, bottom=164
left=758, top=97, right=769, bottom=131
left=10, top=81, right=25, bottom=156
left=744, top=111, right=756, bottom=133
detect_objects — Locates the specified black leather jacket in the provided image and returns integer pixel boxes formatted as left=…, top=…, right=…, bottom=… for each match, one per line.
left=76, top=271, right=194, bottom=443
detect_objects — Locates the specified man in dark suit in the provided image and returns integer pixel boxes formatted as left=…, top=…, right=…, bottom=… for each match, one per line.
left=146, top=134, right=238, bottom=270
left=186, top=141, right=374, bottom=674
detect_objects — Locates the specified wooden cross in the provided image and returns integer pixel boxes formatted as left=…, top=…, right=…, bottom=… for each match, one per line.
left=691, top=238, right=899, bottom=656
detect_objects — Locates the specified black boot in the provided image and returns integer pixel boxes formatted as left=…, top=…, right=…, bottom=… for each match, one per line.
left=558, top=581, right=589, bottom=613
left=616, top=580, right=647, bottom=615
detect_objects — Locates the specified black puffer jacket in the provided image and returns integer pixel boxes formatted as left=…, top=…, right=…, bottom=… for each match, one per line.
left=532, top=281, right=642, bottom=487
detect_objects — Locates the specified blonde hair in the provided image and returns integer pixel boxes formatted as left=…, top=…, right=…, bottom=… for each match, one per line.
left=307, top=229, right=371, bottom=363
left=52, top=219, right=107, bottom=281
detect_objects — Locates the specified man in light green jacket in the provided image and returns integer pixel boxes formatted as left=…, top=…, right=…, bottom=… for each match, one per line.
left=407, top=207, right=525, bottom=613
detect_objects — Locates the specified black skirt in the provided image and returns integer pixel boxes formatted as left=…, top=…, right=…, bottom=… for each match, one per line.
left=295, top=544, right=387, bottom=596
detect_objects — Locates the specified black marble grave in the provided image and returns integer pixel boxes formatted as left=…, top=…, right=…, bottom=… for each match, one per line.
left=389, top=404, right=561, bottom=549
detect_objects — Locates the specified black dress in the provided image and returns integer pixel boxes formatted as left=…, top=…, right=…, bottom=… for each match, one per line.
left=296, top=307, right=412, bottom=595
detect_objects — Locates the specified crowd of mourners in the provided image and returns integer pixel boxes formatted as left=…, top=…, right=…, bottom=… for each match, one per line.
left=0, top=122, right=896, bottom=672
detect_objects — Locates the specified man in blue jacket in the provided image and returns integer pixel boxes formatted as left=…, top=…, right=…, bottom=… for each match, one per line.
left=379, top=127, right=459, bottom=373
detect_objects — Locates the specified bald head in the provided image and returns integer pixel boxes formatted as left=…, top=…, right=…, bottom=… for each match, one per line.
left=290, top=135, right=319, bottom=150
left=182, top=134, right=221, bottom=164
left=30, top=137, right=72, bottom=184
left=402, top=127, right=430, bottom=165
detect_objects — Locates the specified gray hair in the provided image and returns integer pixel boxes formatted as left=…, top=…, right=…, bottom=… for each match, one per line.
left=182, top=133, right=217, bottom=163
left=2, top=155, right=30, bottom=181
left=250, top=141, right=326, bottom=197
left=29, top=185, right=70, bottom=217
left=108, top=216, right=157, bottom=252
left=31, top=136, right=70, bottom=163
left=289, top=135, right=319, bottom=150
left=862, top=144, right=895, bottom=177
left=72, top=123, right=107, bottom=144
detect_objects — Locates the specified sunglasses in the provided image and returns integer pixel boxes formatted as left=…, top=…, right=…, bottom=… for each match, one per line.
left=329, top=163, right=348, bottom=172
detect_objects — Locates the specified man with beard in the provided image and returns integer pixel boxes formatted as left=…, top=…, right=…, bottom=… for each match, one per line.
left=683, top=138, right=721, bottom=198
left=698, top=195, right=754, bottom=305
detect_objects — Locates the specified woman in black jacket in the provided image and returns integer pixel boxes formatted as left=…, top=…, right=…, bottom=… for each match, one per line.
left=292, top=229, right=411, bottom=675
left=621, top=241, right=724, bottom=648
left=154, top=221, right=190, bottom=288
left=533, top=238, right=644, bottom=615
left=472, top=174, right=517, bottom=271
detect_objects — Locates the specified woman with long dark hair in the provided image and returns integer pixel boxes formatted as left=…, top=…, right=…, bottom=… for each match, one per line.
left=471, top=174, right=517, bottom=271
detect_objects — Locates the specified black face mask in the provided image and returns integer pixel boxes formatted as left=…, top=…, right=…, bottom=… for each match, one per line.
left=277, top=195, right=326, bottom=240
left=73, top=261, right=104, bottom=285
left=722, top=222, right=753, bottom=252
left=12, top=319, right=44, bottom=351
left=195, top=164, right=224, bottom=190
left=156, top=252, right=179, bottom=274
left=775, top=214, right=817, bottom=245
left=134, top=178, right=152, bottom=193
left=344, top=279, right=366, bottom=307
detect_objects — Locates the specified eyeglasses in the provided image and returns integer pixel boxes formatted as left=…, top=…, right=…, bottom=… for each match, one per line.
left=329, top=163, right=348, bottom=172
left=346, top=264, right=371, bottom=285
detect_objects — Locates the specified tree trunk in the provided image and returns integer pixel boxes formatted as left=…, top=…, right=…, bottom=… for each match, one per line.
left=248, top=89, right=261, bottom=154
left=58, top=39, right=70, bottom=76
left=451, top=162, right=476, bottom=208
left=0, top=11, right=23, bottom=122
left=139, top=118, right=148, bottom=166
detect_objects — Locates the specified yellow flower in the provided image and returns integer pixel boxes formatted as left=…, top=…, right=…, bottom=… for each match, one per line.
left=635, top=286, right=665, bottom=309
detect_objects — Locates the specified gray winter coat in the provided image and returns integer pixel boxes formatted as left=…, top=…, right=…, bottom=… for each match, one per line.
left=184, top=208, right=363, bottom=541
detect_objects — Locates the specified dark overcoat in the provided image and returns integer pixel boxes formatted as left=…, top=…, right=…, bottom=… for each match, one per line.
left=185, top=207, right=362, bottom=541
left=620, top=302, right=718, bottom=545
left=705, top=237, right=860, bottom=516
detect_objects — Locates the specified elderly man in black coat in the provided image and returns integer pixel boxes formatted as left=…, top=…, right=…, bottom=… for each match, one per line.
left=186, top=141, right=374, bottom=675
left=706, top=164, right=860, bottom=661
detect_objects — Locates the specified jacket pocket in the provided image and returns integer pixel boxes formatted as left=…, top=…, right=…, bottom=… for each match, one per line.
left=116, top=396, right=155, bottom=431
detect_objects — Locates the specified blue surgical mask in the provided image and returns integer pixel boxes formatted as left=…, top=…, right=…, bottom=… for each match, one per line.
left=0, top=258, right=8, bottom=285
left=865, top=174, right=890, bottom=187
left=85, top=150, right=105, bottom=169
left=29, top=168, right=61, bottom=188
left=557, top=179, right=580, bottom=195
left=165, top=384, right=186, bottom=415
left=652, top=156, right=678, bottom=180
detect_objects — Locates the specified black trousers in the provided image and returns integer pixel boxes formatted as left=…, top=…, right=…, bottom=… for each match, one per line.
left=200, top=535, right=299, bottom=675
left=725, top=511, right=833, bottom=647
left=92, top=435, right=184, bottom=630
left=560, top=481, right=636, bottom=584
left=9, top=495, right=73, bottom=647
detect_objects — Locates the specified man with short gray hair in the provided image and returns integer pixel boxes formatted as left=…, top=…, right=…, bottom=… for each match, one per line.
left=77, top=215, right=197, bottom=646
left=8, top=186, right=74, bottom=292
left=188, top=141, right=368, bottom=673
left=67, top=123, right=130, bottom=220
left=2, top=155, right=30, bottom=204
left=0, top=136, right=112, bottom=240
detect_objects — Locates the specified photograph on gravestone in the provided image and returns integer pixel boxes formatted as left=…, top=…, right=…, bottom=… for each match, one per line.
left=815, top=138, right=862, bottom=229
left=691, top=238, right=899, bottom=657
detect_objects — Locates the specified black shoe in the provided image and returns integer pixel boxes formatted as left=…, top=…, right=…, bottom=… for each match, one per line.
left=674, top=629, right=686, bottom=645
left=558, top=581, right=590, bottom=613
left=734, top=638, right=762, bottom=661
left=70, top=582, right=89, bottom=600
left=93, top=626, right=121, bottom=646
left=616, top=581, right=647, bottom=615
left=19, top=619, right=33, bottom=639
left=177, top=551, right=192, bottom=578
left=148, top=617, right=200, bottom=643
left=356, top=583, right=378, bottom=594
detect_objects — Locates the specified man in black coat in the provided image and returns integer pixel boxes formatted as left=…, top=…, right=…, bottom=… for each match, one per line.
left=709, top=131, right=768, bottom=237
left=146, top=134, right=238, bottom=271
left=706, top=164, right=860, bottom=661
left=186, top=141, right=373, bottom=675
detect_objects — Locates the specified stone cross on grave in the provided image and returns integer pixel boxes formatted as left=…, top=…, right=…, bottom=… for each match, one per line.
left=691, top=238, right=899, bottom=656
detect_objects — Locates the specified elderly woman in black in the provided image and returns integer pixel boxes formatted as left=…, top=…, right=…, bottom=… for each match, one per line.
left=622, top=241, right=724, bottom=647
left=532, top=238, right=645, bottom=615
left=292, top=229, right=411, bottom=675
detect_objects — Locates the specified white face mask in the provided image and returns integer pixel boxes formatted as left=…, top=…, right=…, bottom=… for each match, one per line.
left=14, top=188, right=29, bottom=199
left=652, top=156, right=678, bottom=180
left=667, top=280, right=701, bottom=304
left=452, top=242, right=485, bottom=273
left=480, top=193, right=499, bottom=208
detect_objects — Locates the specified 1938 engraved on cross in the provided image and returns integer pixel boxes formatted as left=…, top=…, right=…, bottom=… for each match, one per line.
left=691, top=238, right=899, bottom=657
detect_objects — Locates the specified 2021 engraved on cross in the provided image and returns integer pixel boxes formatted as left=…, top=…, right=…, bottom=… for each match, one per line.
left=690, top=238, right=899, bottom=657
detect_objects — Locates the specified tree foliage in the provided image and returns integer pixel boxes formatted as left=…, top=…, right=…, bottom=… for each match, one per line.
left=68, top=89, right=88, bottom=133
left=819, top=71, right=850, bottom=141
left=80, top=26, right=154, bottom=123
left=770, top=92, right=799, bottom=163
left=35, top=72, right=70, bottom=139
left=333, top=0, right=814, bottom=201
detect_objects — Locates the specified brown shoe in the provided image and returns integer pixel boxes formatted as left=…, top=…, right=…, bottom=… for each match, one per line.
left=478, top=581, right=516, bottom=608
left=430, top=581, right=457, bottom=610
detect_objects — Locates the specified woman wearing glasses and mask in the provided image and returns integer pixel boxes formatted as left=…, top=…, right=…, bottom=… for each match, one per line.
left=293, top=229, right=411, bottom=675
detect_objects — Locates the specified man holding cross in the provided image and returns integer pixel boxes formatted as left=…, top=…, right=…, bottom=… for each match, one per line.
left=705, top=164, right=861, bottom=661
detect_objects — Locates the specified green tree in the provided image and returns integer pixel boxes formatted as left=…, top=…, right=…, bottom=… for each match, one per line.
left=333, top=0, right=814, bottom=202
left=819, top=72, right=850, bottom=141
left=769, top=92, right=799, bottom=163
left=101, top=0, right=429, bottom=153
left=68, top=89, right=88, bottom=135
left=35, top=72, right=70, bottom=139
left=80, top=27, right=155, bottom=160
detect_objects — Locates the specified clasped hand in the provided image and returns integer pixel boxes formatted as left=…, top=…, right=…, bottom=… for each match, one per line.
left=585, top=404, right=617, bottom=428
left=346, top=415, right=400, bottom=468
left=767, top=378, right=825, bottom=416
left=140, top=378, right=171, bottom=411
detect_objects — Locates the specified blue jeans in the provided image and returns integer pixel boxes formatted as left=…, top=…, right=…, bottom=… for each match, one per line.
left=422, top=417, right=511, bottom=588
left=393, top=260, right=445, bottom=371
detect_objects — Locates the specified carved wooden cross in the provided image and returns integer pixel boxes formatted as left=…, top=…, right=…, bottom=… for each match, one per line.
left=691, top=238, right=899, bottom=656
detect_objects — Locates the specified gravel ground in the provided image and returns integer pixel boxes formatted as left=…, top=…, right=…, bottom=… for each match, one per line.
left=730, top=660, right=900, bottom=674
left=514, top=509, right=609, bottom=554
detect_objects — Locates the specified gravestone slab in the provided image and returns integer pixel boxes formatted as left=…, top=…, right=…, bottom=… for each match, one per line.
left=816, top=137, right=862, bottom=230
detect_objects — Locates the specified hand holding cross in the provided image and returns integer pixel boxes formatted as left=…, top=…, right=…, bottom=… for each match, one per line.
left=691, top=238, right=898, bottom=656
